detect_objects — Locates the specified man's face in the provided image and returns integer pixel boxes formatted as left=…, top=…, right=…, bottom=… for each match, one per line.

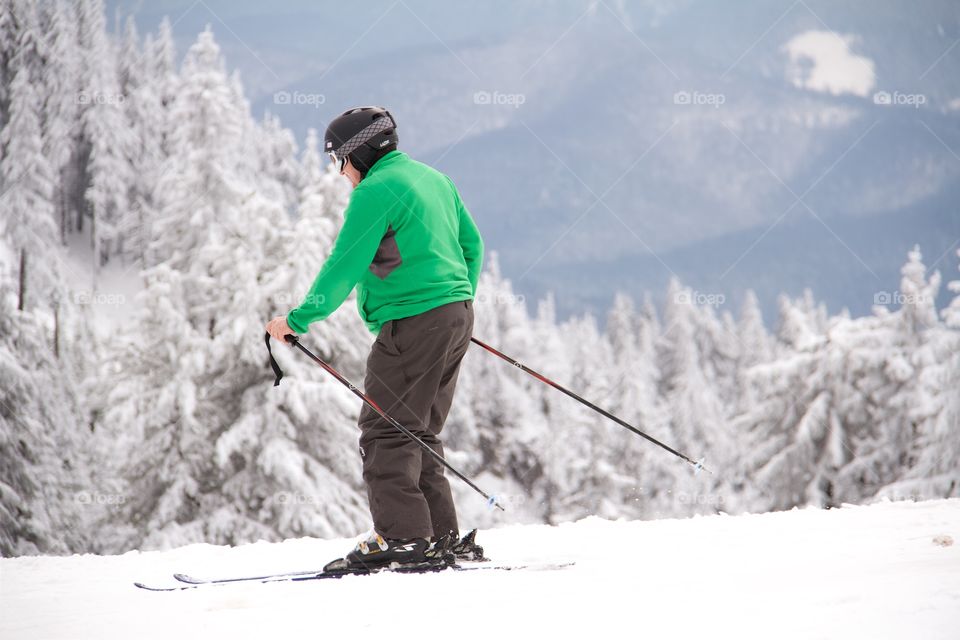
left=341, top=157, right=361, bottom=189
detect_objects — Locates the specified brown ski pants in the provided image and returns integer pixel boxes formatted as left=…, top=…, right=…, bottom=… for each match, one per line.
left=358, top=299, right=473, bottom=540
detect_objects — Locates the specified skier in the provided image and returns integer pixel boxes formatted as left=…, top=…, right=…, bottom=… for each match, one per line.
left=265, top=106, right=484, bottom=569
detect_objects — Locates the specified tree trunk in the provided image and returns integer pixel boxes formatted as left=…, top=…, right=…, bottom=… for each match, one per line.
left=54, top=301, right=60, bottom=359
left=17, top=248, right=26, bottom=311
left=59, top=166, right=68, bottom=246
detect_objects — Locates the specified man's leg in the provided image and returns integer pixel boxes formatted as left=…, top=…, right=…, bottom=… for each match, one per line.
left=358, top=326, right=432, bottom=540
left=358, top=301, right=471, bottom=540
left=418, top=300, right=473, bottom=540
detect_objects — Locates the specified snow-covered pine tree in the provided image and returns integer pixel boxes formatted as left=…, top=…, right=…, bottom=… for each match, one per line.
left=149, top=17, right=177, bottom=154
left=736, top=290, right=860, bottom=511
left=449, top=253, right=549, bottom=525
left=116, top=15, right=138, bottom=95
left=0, top=272, right=93, bottom=556
left=720, top=290, right=774, bottom=507
left=830, top=248, right=940, bottom=502
left=212, top=127, right=371, bottom=544
left=739, top=290, right=772, bottom=363
left=97, top=29, right=370, bottom=551
left=604, top=293, right=676, bottom=518
left=0, top=48, right=58, bottom=312
left=733, top=297, right=833, bottom=510
left=38, top=0, right=82, bottom=246
left=591, top=293, right=664, bottom=518
left=118, top=24, right=170, bottom=267
left=544, top=309, right=636, bottom=520
left=258, top=111, right=302, bottom=214
left=735, top=290, right=772, bottom=410
left=878, top=248, right=960, bottom=500
left=0, top=2, right=27, bottom=108
left=604, top=293, right=652, bottom=515
left=77, top=0, right=132, bottom=268
left=94, top=27, right=251, bottom=549
left=523, top=291, right=580, bottom=522
left=656, top=279, right=729, bottom=516
left=0, top=73, right=93, bottom=553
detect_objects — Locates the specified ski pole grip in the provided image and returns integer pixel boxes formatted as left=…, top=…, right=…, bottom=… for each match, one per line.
left=265, top=331, right=287, bottom=386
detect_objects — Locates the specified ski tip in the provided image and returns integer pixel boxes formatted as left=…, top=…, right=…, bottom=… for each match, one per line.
left=134, top=582, right=181, bottom=592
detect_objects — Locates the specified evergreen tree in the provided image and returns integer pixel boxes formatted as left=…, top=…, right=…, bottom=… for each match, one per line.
left=39, top=0, right=82, bottom=245
left=78, top=0, right=133, bottom=268
left=604, top=293, right=669, bottom=518
left=258, top=111, right=301, bottom=213
left=832, top=248, right=939, bottom=502
left=450, top=253, right=549, bottom=524
left=0, top=245, right=89, bottom=557
left=879, top=249, right=960, bottom=500
left=96, top=30, right=371, bottom=550
left=0, top=57, right=58, bottom=311
left=657, top=280, right=729, bottom=515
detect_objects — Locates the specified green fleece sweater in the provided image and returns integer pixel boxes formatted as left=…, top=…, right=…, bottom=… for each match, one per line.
left=286, top=150, right=483, bottom=335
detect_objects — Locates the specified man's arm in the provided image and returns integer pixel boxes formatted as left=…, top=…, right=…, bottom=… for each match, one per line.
left=453, top=184, right=484, bottom=295
left=286, top=187, right=387, bottom=334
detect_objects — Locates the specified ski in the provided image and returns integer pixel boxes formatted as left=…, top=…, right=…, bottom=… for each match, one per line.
left=135, top=561, right=446, bottom=591
left=172, top=529, right=491, bottom=586
left=172, top=567, right=324, bottom=585
left=453, top=561, right=574, bottom=573
left=133, top=561, right=574, bottom=591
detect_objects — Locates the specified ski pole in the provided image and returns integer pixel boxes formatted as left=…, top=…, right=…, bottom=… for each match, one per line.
left=265, top=332, right=506, bottom=510
left=469, top=336, right=710, bottom=475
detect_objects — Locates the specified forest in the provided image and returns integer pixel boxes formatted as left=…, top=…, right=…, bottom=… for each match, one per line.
left=1, top=0, right=958, bottom=557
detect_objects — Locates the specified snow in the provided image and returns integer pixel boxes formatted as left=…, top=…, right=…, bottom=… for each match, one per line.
left=2, top=499, right=957, bottom=640
left=782, top=30, right=876, bottom=97
left=63, top=229, right=144, bottom=336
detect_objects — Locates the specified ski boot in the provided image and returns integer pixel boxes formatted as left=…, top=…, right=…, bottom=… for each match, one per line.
left=428, top=529, right=487, bottom=562
left=323, top=530, right=434, bottom=573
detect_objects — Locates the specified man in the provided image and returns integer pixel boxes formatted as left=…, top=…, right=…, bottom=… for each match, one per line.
left=265, top=106, right=483, bottom=568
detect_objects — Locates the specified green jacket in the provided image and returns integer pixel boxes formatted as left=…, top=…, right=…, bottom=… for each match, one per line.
left=286, top=150, right=483, bottom=335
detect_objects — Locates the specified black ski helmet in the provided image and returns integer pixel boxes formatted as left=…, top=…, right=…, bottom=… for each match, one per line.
left=324, top=106, right=398, bottom=177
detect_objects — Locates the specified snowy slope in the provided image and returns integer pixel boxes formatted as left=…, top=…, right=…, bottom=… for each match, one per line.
left=2, top=499, right=957, bottom=640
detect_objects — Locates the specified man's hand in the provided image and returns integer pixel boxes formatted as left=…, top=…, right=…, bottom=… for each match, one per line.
left=266, top=316, right=296, bottom=345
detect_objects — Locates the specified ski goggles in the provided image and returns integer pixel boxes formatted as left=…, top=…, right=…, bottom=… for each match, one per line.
left=328, top=150, right=347, bottom=173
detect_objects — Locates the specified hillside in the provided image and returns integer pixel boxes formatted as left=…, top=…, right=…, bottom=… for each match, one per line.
left=2, top=499, right=957, bottom=639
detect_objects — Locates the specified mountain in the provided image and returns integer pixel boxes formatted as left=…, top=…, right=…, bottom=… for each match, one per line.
left=110, top=0, right=960, bottom=322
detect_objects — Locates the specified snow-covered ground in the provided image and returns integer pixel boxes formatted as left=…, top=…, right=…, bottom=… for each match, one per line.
left=2, top=499, right=957, bottom=640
